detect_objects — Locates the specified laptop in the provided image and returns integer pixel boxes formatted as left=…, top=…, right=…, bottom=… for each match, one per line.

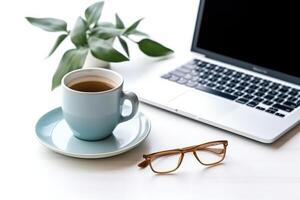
left=135, top=0, right=300, bottom=143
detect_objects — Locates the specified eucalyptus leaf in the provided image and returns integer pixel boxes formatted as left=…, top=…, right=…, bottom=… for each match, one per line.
left=25, top=17, right=67, bottom=32
left=52, top=48, right=88, bottom=90
left=89, top=37, right=128, bottom=62
left=70, top=17, right=88, bottom=47
left=85, top=1, right=104, bottom=25
left=131, top=30, right=149, bottom=37
left=123, top=18, right=143, bottom=35
left=91, top=26, right=123, bottom=39
left=138, top=38, right=173, bottom=57
left=48, top=34, right=68, bottom=57
left=115, top=13, right=125, bottom=29
left=96, top=22, right=115, bottom=28
left=118, top=36, right=129, bottom=57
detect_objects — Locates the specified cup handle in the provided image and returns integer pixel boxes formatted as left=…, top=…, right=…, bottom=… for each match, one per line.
left=119, top=91, right=139, bottom=123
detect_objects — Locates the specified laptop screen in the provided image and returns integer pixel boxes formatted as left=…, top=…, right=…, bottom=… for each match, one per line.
left=192, top=0, right=299, bottom=84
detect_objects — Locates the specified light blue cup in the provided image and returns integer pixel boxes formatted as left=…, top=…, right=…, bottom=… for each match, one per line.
left=62, top=68, right=139, bottom=141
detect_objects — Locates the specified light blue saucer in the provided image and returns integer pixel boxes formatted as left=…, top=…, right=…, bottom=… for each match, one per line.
left=35, top=106, right=150, bottom=159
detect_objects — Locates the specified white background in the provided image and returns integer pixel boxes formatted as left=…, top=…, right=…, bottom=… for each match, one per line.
left=0, top=0, right=300, bottom=199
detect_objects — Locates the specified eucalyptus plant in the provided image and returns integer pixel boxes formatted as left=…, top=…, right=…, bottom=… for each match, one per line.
left=26, top=1, right=174, bottom=90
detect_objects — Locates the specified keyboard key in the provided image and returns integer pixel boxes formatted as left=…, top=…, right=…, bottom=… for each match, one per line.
left=283, top=101, right=298, bottom=108
left=177, top=78, right=187, bottom=84
left=287, top=97, right=298, bottom=102
left=231, top=79, right=240, bottom=84
left=262, top=100, right=273, bottom=106
left=245, top=89, right=255, bottom=94
left=274, top=98, right=284, bottom=103
left=195, top=85, right=238, bottom=100
left=208, top=78, right=218, bottom=82
left=235, top=86, right=245, bottom=91
left=249, top=85, right=259, bottom=90
left=234, top=91, right=244, bottom=97
left=171, top=70, right=185, bottom=77
left=169, top=75, right=179, bottom=82
left=217, top=80, right=227, bottom=85
left=258, top=88, right=268, bottom=92
left=225, top=88, right=235, bottom=94
left=266, top=109, right=276, bottom=114
left=256, top=106, right=265, bottom=111
left=240, top=82, right=250, bottom=87
left=251, top=78, right=261, bottom=84
left=253, top=97, right=264, bottom=102
left=216, top=86, right=226, bottom=91
left=288, top=90, right=299, bottom=96
left=241, top=75, right=252, bottom=81
left=183, top=74, right=193, bottom=80
left=260, top=81, right=270, bottom=87
left=198, top=80, right=207, bottom=85
left=268, top=91, right=278, bottom=96
left=278, top=94, right=288, bottom=99
left=279, top=87, right=289, bottom=93
left=222, top=76, right=231, bottom=81
left=161, top=73, right=171, bottom=79
left=272, top=104, right=294, bottom=112
left=254, top=92, right=264, bottom=97
left=264, top=95, right=274, bottom=100
left=236, top=98, right=248, bottom=104
left=243, top=94, right=254, bottom=99
left=207, top=83, right=216, bottom=88
left=275, top=113, right=285, bottom=117
left=186, top=81, right=198, bottom=87
left=224, top=70, right=233, bottom=76
left=247, top=101, right=259, bottom=107
left=269, top=83, right=280, bottom=89
left=226, top=83, right=236, bottom=88
left=268, top=107, right=278, bottom=112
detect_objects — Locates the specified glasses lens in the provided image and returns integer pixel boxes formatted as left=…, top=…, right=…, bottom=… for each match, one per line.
left=150, top=151, right=182, bottom=173
left=195, top=143, right=225, bottom=165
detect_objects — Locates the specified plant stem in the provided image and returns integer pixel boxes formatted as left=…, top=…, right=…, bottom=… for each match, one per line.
left=124, top=35, right=137, bottom=43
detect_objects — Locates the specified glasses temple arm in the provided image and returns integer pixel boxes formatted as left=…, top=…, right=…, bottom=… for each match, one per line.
left=137, top=159, right=150, bottom=168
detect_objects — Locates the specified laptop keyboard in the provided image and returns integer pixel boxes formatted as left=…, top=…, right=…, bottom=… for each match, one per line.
left=161, top=59, right=300, bottom=118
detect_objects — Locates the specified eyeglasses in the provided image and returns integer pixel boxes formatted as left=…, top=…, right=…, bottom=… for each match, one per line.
left=138, top=140, right=228, bottom=174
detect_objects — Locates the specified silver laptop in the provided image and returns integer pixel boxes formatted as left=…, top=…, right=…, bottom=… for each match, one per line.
left=135, top=0, right=300, bottom=143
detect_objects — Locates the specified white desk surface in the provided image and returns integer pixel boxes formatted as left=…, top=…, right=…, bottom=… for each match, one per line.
left=1, top=0, right=300, bottom=199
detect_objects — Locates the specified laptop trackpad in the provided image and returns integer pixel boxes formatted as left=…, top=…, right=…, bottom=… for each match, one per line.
left=168, top=91, right=238, bottom=120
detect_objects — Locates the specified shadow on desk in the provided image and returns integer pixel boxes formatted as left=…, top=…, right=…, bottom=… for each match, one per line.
left=271, top=123, right=300, bottom=149
left=41, top=140, right=151, bottom=172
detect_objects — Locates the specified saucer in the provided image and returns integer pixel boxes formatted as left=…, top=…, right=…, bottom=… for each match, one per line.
left=35, top=106, right=151, bottom=159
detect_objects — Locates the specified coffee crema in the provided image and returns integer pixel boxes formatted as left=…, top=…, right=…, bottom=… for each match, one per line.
left=68, top=80, right=115, bottom=92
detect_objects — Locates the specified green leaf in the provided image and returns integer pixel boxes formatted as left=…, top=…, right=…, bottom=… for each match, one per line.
left=88, top=37, right=128, bottom=62
left=118, top=36, right=129, bottom=57
left=96, top=22, right=115, bottom=28
left=70, top=17, right=88, bottom=47
left=47, top=34, right=68, bottom=57
left=52, top=48, right=88, bottom=90
left=138, top=38, right=174, bottom=57
left=131, top=30, right=149, bottom=37
left=123, top=18, right=143, bottom=35
left=115, top=13, right=125, bottom=29
left=91, top=26, right=123, bottom=39
left=85, top=1, right=104, bottom=25
left=25, top=17, right=67, bottom=32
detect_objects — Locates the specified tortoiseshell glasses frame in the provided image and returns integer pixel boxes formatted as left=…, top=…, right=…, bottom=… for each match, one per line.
left=138, top=140, right=228, bottom=174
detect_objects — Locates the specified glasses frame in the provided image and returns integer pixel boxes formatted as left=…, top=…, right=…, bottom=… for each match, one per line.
left=138, top=140, right=228, bottom=174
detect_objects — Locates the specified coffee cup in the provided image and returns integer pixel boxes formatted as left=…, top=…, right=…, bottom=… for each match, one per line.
left=61, top=68, right=139, bottom=141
